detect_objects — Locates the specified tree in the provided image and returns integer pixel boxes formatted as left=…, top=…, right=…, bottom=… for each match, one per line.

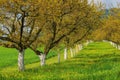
left=93, top=8, right=120, bottom=45
left=30, top=0, right=103, bottom=66
left=61, top=1, right=103, bottom=59
left=0, top=0, right=45, bottom=71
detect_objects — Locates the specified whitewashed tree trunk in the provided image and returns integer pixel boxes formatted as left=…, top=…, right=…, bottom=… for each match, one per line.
left=18, top=49, right=25, bottom=71
left=78, top=44, right=83, bottom=50
left=115, top=44, right=117, bottom=49
left=70, top=48, right=73, bottom=57
left=103, top=40, right=108, bottom=42
left=112, top=42, right=115, bottom=47
left=116, top=45, right=120, bottom=49
left=39, top=54, right=46, bottom=66
left=113, top=43, right=116, bottom=47
left=58, top=53, right=60, bottom=63
left=90, top=40, right=93, bottom=43
left=110, top=42, right=119, bottom=49
left=85, top=40, right=89, bottom=46
left=73, top=48, right=76, bottom=56
left=118, top=45, right=120, bottom=50
left=110, top=41, right=113, bottom=45
left=75, top=45, right=79, bottom=53
left=64, top=48, right=67, bottom=60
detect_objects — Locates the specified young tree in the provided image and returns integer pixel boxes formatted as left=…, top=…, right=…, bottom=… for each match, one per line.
left=62, top=2, right=103, bottom=59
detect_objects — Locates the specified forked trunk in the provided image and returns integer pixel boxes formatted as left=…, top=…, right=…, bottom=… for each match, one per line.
left=18, top=49, right=25, bottom=71
left=64, top=48, right=67, bottom=60
left=39, top=54, right=46, bottom=66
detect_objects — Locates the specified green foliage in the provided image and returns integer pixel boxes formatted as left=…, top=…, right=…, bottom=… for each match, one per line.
left=93, top=8, right=120, bottom=44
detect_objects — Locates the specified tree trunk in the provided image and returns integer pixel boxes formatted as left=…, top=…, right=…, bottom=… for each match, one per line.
left=39, top=54, right=46, bottom=66
left=18, top=49, right=25, bottom=71
left=75, top=45, right=79, bottom=53
left=70, top=48, right=73, bottom=57
left=58, top=53, right=60, bottom=63
left=64, top=48, right=67, bottom=60
left=85, top=40, right=89, bottom=46
left=118, top=45, right=120, bottom=50
left=115, top=44, right=117, bottom=48
left=78, top=44, right=83, bottom=50
left=110, top=41, right=113, bottom=46
left=112, top=43, right=116, bottom=47
left=116, top=45, right=120, bottom=49
left=73, top=48, right=76, bottom=56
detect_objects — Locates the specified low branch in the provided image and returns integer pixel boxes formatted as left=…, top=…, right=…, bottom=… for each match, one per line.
left=0, top=36, right=18, bottom=45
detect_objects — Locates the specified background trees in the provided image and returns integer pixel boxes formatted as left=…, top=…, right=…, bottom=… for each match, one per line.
left=93, top=8, right=120, bottom=46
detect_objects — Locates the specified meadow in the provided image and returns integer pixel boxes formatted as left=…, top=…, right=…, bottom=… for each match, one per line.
left=0, top=42, right=120, bottom=80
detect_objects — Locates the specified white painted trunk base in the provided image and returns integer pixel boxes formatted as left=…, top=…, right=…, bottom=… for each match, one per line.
left=103, top=40, right=108, bottom=42
left=64, top=48, right=67, bottom=60
left=18, top=50, right=25, bottom=71
left=78, top=44, right=83, bottom=50
left=89, top=40, right=93, bottom=43
left=110, top=42, right=113, bottom=46
left=70, top=48, right=73, bottom=57
left=109, top=42, right=120, bottom=50
left=110, top=42, right=115, bottom=47
left=75, top=45, right=79, bottom=53
left=118, top=45, right=120, bottom=50
left=39, top=54, right=46, bottom=66
left=73, top=49, right=76, bottom=56
left=85, top=40, right=89, bottom=46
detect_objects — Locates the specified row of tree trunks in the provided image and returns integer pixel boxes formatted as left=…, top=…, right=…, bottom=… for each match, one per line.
left=18, top=50, right=47, bottom=71
left=85, top=40, right=93, bottom=46
left=17, top=41, right=92, bottom=70
left=109, top=41, right=120, bottom=50
left=63, top=44, right=84, bottom=61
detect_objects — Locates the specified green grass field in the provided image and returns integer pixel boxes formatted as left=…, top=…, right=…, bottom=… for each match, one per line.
left=0, top=47, right=58, bottom=70
left=0, top=42, right=120, bottom=80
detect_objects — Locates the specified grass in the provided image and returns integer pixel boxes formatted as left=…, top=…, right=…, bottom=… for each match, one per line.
left=0, top=47, right=58, bottom=69
left=0, top=42, right=120, bottom=80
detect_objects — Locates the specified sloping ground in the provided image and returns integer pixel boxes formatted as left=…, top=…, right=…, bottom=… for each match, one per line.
left=0, top=42, right=120, bottom=80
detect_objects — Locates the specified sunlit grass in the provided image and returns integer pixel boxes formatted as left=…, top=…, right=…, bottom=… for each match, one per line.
left=0, top=42, right=120, bottom=80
